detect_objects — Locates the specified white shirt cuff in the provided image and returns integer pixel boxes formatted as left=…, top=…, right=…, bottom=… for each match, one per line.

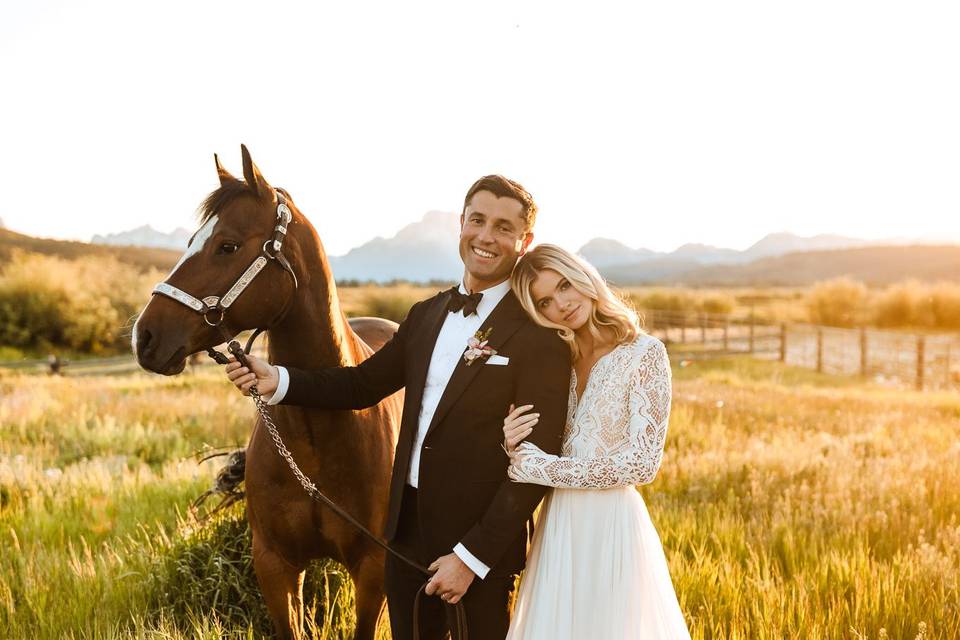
left=267, top=366, right=289, bottom=405
left=453, top=543, right=490, bottom=579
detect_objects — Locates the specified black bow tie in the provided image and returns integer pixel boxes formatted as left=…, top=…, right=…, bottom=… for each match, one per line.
left=445, top=287, right=483, bottom=316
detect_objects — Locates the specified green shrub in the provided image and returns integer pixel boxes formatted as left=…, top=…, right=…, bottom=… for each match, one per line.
left=929, top=281, right=960, bottom=330
left=629, top=290, right=699, bottom=314
left=699, top=294, right=735, bottom=315
left=874, top=280, right=924, bottom=328
left=0, top=251, right=161, bottom=354
left=806, top=277, right=868, bottom=327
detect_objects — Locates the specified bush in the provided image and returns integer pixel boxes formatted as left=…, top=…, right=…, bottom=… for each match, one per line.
left=806, top=277, right=868, bottom=327
left=873, top=280, right=924, bottom=328
left=928, top=281, right=960, bottom=330
left=628, top=289, right=699, bottom=314
left=0, top=251, right=161, bottom=354
left=700, top=294, right=735, bottom=315
left=870, top=280, right=960, bottom=330
left=627, top=289, right=735, bottom=317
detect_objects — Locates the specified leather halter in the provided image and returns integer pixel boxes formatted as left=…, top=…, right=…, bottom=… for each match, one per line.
left=151, top=189, right=298, bottom=330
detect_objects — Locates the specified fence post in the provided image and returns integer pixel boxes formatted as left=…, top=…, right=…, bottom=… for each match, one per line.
left=947, top=343, right=953, bottom=388
left=860, top=327, right=868, bottom=377
left=748, top=313, right=755, bottom=354
left=680, top=314, right=687, bottom=344
left=916, top=335, right=925, bottom=391
left=723, top=320, right=729, bottom=351
left=700, top=313, right=707, bottom=344
left=816, top=328, right=824, bottom=373
left=779, top=323, right=787, bottom=362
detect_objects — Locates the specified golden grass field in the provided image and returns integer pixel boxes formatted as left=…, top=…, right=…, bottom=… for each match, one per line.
left=1, top=356, right=957, bottom=639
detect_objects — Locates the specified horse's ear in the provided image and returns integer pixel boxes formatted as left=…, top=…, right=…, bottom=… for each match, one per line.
left=214, top=153, right=238, bottom=187
left=241, top=144, right=272, bottom=200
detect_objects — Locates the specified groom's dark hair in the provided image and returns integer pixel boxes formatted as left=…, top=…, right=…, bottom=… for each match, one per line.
left=463, top=175, right=538, bottom=233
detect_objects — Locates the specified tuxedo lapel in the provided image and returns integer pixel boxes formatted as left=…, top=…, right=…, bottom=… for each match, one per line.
left=425, top=292, right=528, bottom=439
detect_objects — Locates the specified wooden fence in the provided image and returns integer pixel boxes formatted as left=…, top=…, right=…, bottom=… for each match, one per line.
left=642, top=308, right=960, bottom=391
left=0, top=332, right=270, bottom=377
left=2, top=320, right=957, bottom=390
left=0, top=354, right=142, bottom=376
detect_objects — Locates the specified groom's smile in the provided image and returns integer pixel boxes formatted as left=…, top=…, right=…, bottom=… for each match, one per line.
left=471, top=246, right=497, bottom=259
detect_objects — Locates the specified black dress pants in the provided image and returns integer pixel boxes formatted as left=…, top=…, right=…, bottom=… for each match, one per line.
left=384, top=485, right=516, bottom=640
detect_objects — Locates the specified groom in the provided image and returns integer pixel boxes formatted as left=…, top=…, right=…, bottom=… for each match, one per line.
left=226, top=175, right=571, bottom=639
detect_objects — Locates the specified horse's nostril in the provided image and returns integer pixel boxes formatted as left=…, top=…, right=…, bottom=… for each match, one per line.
left=139, top=328, right=152, bottom=353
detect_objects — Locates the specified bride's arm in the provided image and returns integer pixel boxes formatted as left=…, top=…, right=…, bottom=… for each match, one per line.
left=507, top=338, right=672, bottom=489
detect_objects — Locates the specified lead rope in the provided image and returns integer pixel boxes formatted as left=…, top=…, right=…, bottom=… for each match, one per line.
left=206, top=333, right=469, bottom=640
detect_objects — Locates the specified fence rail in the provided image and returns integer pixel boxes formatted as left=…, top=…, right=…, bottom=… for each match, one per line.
left=2, top=317, right=957, bottom=390
left=642, top=308, right=960, bottom=391
left=0, top=354, right=142, bottom=376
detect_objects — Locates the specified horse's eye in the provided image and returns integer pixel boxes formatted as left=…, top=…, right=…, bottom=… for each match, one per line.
left=218, top=242, right=240, bottom=255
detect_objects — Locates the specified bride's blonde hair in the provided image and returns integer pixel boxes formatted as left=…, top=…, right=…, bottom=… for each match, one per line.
left=511, top=244, right=642, bottom=361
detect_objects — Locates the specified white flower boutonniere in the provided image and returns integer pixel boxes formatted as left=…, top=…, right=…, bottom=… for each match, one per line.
left=463, top=327, right=497, bottom=366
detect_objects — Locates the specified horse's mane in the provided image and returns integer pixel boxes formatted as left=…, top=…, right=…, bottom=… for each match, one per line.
left=196, top=180, right=255, bottom=226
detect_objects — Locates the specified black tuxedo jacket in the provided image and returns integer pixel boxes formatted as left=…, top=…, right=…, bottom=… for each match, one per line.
left=280, top=288, right=571, bottom=576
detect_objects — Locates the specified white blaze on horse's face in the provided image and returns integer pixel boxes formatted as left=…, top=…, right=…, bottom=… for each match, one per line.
left=168, top=214, right=220, bottom=279
left=130, top=214, right=220, bottom=355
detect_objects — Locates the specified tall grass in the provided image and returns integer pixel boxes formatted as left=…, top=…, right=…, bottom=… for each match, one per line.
left=0, top=359, right=957, bottom=637
left=661, top=358, right=959, bottom=638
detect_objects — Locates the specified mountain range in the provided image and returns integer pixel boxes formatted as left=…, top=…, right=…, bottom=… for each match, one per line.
left=328, top=211, right=463, bottom=283
left=1, top=221, right=957, bottom=287
left=91, top=225, right=192, bottom=250
left=309, top=212, right=956, bottom=284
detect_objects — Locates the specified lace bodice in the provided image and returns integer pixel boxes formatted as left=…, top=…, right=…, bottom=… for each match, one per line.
left=507, top=335, right=672, bottom=489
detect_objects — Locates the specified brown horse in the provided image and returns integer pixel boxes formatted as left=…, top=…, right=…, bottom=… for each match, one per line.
left=133, top=145, right=401, bottom=639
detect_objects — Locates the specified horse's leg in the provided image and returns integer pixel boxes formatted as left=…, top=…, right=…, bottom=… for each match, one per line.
left=351, top=550, right=387, bottom=640
left=253, top=533, right=306, bottom=640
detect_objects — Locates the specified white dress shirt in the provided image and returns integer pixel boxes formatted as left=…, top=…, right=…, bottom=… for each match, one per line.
left=267, top=278, right=512, bottom=579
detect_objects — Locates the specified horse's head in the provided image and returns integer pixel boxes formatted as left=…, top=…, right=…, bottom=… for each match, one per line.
left=133, top=145, right=304, bottom=374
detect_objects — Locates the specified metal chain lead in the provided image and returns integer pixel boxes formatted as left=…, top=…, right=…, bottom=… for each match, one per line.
left=246, top=384, right=468, bottom=639
left=250, top=386, right=323, bottom=499
left=235, top=359, right=433, bottom=577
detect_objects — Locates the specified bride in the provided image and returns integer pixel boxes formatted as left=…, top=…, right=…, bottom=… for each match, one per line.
left=502, top=244, right=690, bottom=639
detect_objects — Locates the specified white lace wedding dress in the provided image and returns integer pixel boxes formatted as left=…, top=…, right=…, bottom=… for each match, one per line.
left=505, top=334, right=690, bottom=640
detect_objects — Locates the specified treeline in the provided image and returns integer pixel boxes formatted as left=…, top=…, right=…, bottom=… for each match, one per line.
left=806, top=277, right=960, bottom=329
left=2, top=249, right=957, bottom=358
left=627, top=279, right=960, bottom=330
left=0, top=251, right=444, bottom=358
left=0, top=251, right=161, bottom=357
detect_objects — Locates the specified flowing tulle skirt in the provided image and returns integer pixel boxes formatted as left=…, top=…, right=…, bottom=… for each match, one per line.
left=507, top=487, right=690, bottom=640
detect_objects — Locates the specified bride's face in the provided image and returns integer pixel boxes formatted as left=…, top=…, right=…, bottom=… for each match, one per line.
left=529, top=268, right=592, bottom=331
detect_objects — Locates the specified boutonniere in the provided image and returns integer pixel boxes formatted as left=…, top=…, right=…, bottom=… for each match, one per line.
left=463, top=327, right=497, bottom=366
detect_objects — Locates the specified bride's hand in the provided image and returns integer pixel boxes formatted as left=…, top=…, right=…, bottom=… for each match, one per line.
left=502, top=403, right=539, bottom=454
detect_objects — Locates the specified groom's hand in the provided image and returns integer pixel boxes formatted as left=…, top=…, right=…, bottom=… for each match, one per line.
left=224, top=355, right=279, bottom=397
left=425, top=553, right=475, bottom=605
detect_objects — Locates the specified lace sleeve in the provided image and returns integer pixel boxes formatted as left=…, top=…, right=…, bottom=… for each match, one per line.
left=507, top=339, right=672, bottom=489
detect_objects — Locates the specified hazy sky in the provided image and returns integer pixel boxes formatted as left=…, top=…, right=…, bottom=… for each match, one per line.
left=1, top=1, right=958, bottom=256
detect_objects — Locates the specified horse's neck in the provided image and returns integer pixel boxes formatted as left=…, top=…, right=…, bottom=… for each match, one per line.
left=265, top=236, right=362, bottom=370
